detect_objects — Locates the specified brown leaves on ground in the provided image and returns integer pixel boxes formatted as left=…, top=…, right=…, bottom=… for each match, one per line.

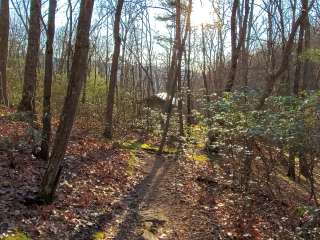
left=0, top=107, right=319, bottom=239
left=0, top=113, right=144, bottom=239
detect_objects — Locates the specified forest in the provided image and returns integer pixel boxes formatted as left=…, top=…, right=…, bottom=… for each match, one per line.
left=0, top=0, right=320, bottom=239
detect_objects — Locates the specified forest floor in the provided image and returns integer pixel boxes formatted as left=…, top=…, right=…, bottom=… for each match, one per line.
left=0, top=106, right=319, bottom=240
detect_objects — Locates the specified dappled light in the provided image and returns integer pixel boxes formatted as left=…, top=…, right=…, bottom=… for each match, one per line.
left=1, top=0, right=320, bottom=239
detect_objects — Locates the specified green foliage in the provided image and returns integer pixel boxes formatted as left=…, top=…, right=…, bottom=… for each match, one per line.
left=91, top=231, right=105, bottom=240
left=295, top=205, right=312, bottom=217
left=0, top=231, right=29, bottom=240
left=119, top=140, right=177, bottom=154
left=208, top=90, right=319, bottom=154
left=301, top=48, right=320, bottom=63
left=188, top=153, right=208, bottom=163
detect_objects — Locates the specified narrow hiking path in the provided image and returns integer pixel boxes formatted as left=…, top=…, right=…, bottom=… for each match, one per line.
left=1, top=112, right=317, bottom=239
left=73, top=149, right=224, bottom=240
left=71, top=139, right=305, bottom=240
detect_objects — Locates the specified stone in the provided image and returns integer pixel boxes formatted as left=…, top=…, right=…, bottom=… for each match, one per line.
left=142, top=230, right=158, bottom=240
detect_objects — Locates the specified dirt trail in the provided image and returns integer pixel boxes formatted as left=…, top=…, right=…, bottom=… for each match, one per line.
left=72, top=151, right=222, bottom=240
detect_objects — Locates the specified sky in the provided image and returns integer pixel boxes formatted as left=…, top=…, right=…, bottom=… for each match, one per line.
left=53, top=0, right=213, bottom=29
left=191, top=0, right=213, bottom=26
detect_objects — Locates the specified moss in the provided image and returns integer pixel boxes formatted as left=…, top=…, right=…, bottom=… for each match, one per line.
left=91, top=231, right=105, bottom=240
left=188, top=154, right=208, bottom=163
left=140, top=143, right=158, bottom=151
left=0, top=231, right=29, bottom=240
left=163, top=146, right=177, bottom=154
left=119, top=140, right=177, bottom=154
left=119, top=140, right=142, bottom=150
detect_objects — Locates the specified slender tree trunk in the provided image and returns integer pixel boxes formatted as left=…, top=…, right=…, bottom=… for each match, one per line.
left=225, top=0, right=250, bottom=92
left=18, top=0, right=41, bottom=113
left=293, top=24, right=304, bottom=95
left=201, top=24, right=210, bottom=120
left=177, top=56, right=184, bottom=137
left=225, top=0, right=239, bottom=92
left=159, top=0, right=181, bottom=153
left=287, top=150, right=296, bottom=180
left=39, top=0, right=94, bottom=203
left=299, top=152, right=309, bottom=178
left=66, top=0, right=73, bottom=78
left=39, top=0, right=57, bottom=161
left=104, top=0, right=124, bottom=139
left=0, top=0, right=9, bottom=105
left=302, top=0, right=311, bottom=90
left=241, top=0, right=254, bottom=87
left=186, top=24, right=192, bottom=126
left=159, top=0, right=192, bottom=152
left=105, top=17, right=110, bottom=94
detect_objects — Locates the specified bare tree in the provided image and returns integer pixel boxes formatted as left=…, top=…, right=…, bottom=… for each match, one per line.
left=39, top=0, right=57, bottom=160
left=258, top=0, right=315, bottom=108
left=302, top=0, right=311, bottom=90
left=159, top=0, right=192, bottom=152
left=0, top=0, right=9, bottom=105
left=225, top=0, right=250, bottom=92
left=18, top=0, right=41, bottom=113
left=39, top=0, right=95, bottom=203
left=104, top=0, right=125, bottom=139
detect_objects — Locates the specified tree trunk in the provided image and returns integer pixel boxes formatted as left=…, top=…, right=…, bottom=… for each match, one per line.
left=302, top=0, right=311, bottom=91
left=225, top=0, right=250, bottom=92
left=299, top=152, right=309, bottom=178
left=159, top=0, right=192, bottom=153
left=104, top=0, right=124, bottom=139
left=66, top=0, right=73, bottom=78
left=225, top=0, right=239, bottom=92
left=18, top=0, right=41, bottom=113
left=293, top=25, right=304, bottom=95
left=201, top=24, right=210, bottom=120
left=186, top=23, right=192, bottom=126
left=0, top=0, right=9, bottom=105
left=241, top=0, right=254, bottom=87
left=159, top=0, right=181, bottom=153
left=287, top=151, right=296, bottom=180
left=39, top=0, right=57, bottom=161
left=39, top=0, right=94, bottom=203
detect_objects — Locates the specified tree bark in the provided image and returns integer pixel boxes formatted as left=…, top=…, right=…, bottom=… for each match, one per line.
left=293, top=24, right=304, bottom=95
left=159, top=0, right=192, bottom=153
left=18, top=0, right=41, bottom=113
left=287, top=151, right=296, bottom=180
left=39, top=0, right=57, bottom=161
left=302, top=0, right=311, bottom=90
left=104, top=0, right=125, bottom=139
left=39, top=0, right=94, bottom=203
left=0, top=0, right=9, bottom=105
left=186, top=20, right=192, bottom=126
left=66, top=0, right=73, bottom=78
left=201, top=24, right=210, bottom=120
left=225, top=0, right=250, bottom=92
left=159, top=0, right=181, bottom=153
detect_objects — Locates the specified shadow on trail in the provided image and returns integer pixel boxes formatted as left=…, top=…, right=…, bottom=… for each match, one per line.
left=71, top=153, right=175, bottom=240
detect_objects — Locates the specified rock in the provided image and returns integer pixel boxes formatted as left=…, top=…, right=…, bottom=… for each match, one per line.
left=140, top=209, right=168, bottom=227
left=142, top=230, right=158, bottom=240
left=139, top=209, right=168, bottom=238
